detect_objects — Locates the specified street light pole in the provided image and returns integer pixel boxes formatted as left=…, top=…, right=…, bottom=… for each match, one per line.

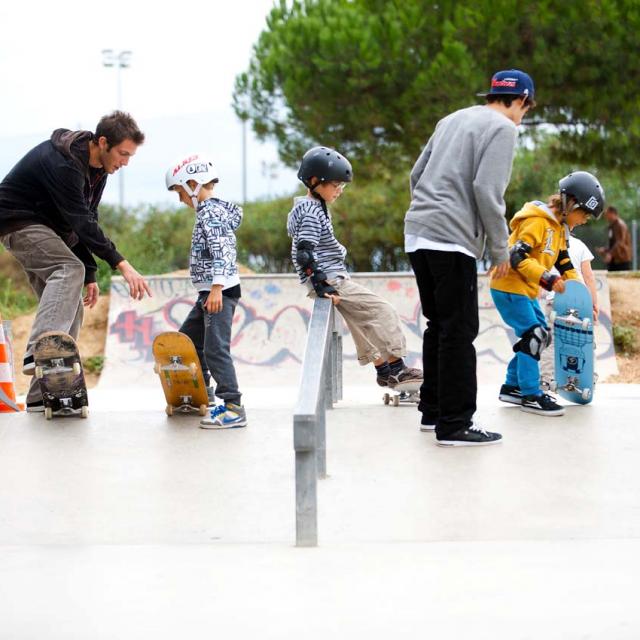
left=102, top=49, right=132, bottom=211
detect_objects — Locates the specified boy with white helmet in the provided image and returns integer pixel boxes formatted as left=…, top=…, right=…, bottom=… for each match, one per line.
left=165, top=153, right=246, bottom=429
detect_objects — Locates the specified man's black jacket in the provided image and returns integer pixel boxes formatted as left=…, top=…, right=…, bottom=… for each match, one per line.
left=0, top=129, right=125, bottom=283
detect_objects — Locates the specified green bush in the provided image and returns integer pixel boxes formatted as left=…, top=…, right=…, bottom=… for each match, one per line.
left=7, top=134, right=629, bottom=291
left=613, top=325, right=637, bottom=355
left=83, top=355, right=105, bottom=374
left=0, top=275, right=37, bottom=319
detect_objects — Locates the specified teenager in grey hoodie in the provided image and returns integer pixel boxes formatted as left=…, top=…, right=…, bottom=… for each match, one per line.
left=404, top=69, right=535, bottom=447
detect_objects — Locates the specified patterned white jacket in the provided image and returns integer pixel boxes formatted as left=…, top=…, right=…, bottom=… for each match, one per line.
left=190, top=197, right=242, bottom=291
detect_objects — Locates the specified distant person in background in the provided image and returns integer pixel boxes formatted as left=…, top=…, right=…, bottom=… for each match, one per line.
left=0, top=111, right=151, bottom=412
left=597, top=206, right=632, bottom=271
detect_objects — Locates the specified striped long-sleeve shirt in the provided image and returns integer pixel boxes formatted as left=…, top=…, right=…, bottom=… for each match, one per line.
left=190, top=197, right=242, bottom=292
left=286, top=196, right=348, bottom=284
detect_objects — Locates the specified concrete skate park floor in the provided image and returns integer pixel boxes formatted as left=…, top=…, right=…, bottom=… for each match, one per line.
left=1, top=383, right=639, bottom=638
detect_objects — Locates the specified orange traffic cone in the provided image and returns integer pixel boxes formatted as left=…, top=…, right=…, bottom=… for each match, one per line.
left=0, top=314, right=25, bottom=412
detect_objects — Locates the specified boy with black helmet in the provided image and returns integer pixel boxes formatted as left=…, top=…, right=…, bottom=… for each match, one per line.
left=491, top=170, right=604, bottom=417
left=165, top=153, right=247, bottom=429
left=288, top=146, right=423, bottom=389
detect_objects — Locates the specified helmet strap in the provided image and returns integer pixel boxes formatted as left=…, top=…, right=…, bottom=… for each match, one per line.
left=183, top=181, right=202, bottom=209
left=308, top=183, right=329, bottom=217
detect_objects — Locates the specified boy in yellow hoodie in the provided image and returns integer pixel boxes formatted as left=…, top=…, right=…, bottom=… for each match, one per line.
left=490, top=171, right=605, bottom=416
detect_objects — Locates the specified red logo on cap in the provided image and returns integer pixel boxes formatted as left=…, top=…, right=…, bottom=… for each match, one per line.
left=492, top=79, right=517, bottom=88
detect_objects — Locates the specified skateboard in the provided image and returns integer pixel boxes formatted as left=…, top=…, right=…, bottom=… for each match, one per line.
left=152, top=332, right=209, bottom=416
left=549, top=280, right=594, bottom=405
left=382, top=381, right=420, bottom=407
left=33, top=331, right=88, bottom=420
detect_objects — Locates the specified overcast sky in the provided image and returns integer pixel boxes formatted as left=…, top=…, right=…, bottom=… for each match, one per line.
left=0, top=0, right=298, bottom=208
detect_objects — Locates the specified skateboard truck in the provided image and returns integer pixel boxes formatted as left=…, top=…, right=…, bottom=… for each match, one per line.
left=551, top=375, right=591, bottom=401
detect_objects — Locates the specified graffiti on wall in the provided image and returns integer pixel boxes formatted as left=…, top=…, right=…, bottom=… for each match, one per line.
left=101, top=273, right=616, bottom=388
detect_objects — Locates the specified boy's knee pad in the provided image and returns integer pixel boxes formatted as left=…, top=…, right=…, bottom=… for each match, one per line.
left=513, top=325, right=551, bottom=361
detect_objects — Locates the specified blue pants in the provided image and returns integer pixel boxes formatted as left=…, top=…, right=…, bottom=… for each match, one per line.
left=490, top=289, right=547, bottom=396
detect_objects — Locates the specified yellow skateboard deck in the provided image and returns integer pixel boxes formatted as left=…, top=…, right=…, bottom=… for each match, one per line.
left=152, top=332, right=209, bottom=416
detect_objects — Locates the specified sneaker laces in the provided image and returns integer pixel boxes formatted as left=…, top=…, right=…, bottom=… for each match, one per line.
left=468, top=422, right=489, bottom=436
left=209, top=404, right=227, bottom=419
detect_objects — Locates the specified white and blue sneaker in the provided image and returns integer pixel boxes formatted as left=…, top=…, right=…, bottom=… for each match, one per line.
left=200, top=402, right=248, bottom=429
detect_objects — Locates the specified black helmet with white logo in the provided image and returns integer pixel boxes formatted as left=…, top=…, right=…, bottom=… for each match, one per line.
left=558, top=171, right=605, bottom=220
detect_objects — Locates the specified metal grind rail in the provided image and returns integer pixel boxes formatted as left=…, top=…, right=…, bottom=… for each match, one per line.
left=293, top=297, right=343, bottom=547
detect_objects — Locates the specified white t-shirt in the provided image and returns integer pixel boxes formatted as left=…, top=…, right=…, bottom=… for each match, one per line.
left=404, top=233, right=476, bottom=258
left=544, top=236, right=594, bottom=301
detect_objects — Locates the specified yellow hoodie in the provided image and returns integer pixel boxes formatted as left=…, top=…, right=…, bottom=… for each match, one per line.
left=490, top=201, right=578, bottom=298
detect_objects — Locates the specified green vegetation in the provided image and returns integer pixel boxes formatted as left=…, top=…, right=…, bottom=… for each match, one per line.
left=83, top=355, right=105, bottom=374
left=0, top=273, right=37, bottom=319
left=613, top=325, right=638, bottom=355
left=234, top=0, right=640, bottom=174
left=1, top=132, right=637, bottom=292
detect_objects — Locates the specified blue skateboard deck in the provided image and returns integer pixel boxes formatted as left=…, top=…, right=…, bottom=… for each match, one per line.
left=551, top=280, right=594, bottom=405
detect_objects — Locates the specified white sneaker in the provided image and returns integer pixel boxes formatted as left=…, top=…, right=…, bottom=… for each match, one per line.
left=200, top=403, right=247, bottom=429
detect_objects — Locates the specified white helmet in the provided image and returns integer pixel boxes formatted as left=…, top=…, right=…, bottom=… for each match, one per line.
left=165, top=153, right=219, bottom=207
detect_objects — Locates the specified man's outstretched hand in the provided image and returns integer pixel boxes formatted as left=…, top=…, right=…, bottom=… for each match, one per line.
left=117, top=260, right=152, bottom=300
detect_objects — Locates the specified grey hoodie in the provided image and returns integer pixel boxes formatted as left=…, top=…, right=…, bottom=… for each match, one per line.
left=404, top=105, right=518, bottom=264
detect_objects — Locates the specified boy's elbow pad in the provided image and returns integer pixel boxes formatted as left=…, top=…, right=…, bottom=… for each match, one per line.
left=509, top=240, right=532, bottom=269
left=555, top=249, right=574, bottom=275
left=296, top=240, right=317, bottom=271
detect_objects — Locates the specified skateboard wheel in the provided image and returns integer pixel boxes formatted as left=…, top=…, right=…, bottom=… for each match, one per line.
left=35, top=365, right=44, bottom=379
left=393, top=395, right=400, bottom=407
left=581, top=388, right=591, bottom=401
left=44, top=407, right=53, bottom=420
left=189, top=362, right=198, bottom=377
left=153, top=362, right=159, bottom=375
left=165, top=404, right=174, bottom=417
left=581, top=318, right=591, bottom=331
left=383, top=393, right=390, bottom=405
left=73, top=362, right=81, bottom=376
left=199, top=404, right=208, bottom=416
left=81, top=405, right=89, bottom=419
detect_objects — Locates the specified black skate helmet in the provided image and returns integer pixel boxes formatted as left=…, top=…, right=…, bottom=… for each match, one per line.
left=297, top=146, right=353, bottom=189
left=558, top=171, right=605, bottom=220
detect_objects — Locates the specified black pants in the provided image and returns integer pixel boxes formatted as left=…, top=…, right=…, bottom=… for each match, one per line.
left=408, top=249, right=479, bottom=438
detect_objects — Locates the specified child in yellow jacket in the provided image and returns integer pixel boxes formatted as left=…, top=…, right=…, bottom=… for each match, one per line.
left=490, top=171, right=605, bottom=416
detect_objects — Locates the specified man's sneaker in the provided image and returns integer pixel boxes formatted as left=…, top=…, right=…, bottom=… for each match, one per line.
left=388, top=367, right=423, bottom=388
left=22, top=355, right=35, bottom=376
left=521, top=393, right=564, bottom=417
left=436, top=422, right=502, bottom=447
left=26, top=400, right=45, bottom=413
left=420, top=413, right=437, bottom=432
left=200, top=402, right=248, bottom=429
left=498, top=384, right=522, bottom=405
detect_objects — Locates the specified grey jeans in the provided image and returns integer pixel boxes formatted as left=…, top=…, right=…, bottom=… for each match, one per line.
left=1, top=224, right=85, bottom=403
left=179, top=291, right=241, bottom=405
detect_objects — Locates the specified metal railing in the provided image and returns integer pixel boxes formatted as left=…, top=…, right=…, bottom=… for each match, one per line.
left=293, top=297, right=343, bottom=547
